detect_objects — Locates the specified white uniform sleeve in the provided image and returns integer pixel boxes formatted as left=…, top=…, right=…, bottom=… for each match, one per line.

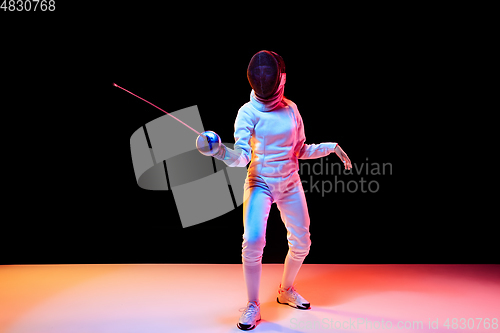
left=213, top=108, right=254, bottom=167
left=294, top=107, right=337, bottom=159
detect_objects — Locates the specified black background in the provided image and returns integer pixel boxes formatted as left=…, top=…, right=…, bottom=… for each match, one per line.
left=0, top=5, right=491, bottom=264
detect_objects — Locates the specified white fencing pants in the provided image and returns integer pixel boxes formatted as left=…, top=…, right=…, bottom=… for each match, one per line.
left=241, top=171, right=311, bottom=303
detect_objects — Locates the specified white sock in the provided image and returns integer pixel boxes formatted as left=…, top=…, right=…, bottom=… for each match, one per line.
left=281, top=251, right=304, bottom=289
left=243, top=263, right=262, bottom=303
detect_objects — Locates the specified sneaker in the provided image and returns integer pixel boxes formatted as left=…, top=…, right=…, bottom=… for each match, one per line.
left=277, top=284, right=310, bottom=309
left=237, top=300, right=261, bottom=330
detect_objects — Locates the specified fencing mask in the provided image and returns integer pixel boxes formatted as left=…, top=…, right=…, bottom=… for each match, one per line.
left=247, top=50, right=286, bottom=99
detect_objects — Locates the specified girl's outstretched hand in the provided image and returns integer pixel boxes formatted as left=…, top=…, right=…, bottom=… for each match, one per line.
left=334, top=145, right=352, bottom=170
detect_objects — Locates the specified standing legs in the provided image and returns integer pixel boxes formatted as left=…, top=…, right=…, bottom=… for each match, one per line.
left=276, top=177, right=311, bottom=289
left=241, top=180, right=273, bottom=303
left=241, top=173, right=311, bottom=301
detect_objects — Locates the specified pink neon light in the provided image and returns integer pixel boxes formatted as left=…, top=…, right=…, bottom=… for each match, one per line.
left=113, top=83, right=201, bottom=135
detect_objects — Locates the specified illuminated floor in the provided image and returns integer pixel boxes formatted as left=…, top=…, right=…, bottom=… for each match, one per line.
left=0, top=264, right=499, bottom=332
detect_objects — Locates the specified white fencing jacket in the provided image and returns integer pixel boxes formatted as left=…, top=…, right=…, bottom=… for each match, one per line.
left=215, top=90, right=338, bottom=178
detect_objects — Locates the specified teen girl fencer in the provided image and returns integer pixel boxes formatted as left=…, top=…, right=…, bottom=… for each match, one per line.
left=199, top=50, right=352, bottom=330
